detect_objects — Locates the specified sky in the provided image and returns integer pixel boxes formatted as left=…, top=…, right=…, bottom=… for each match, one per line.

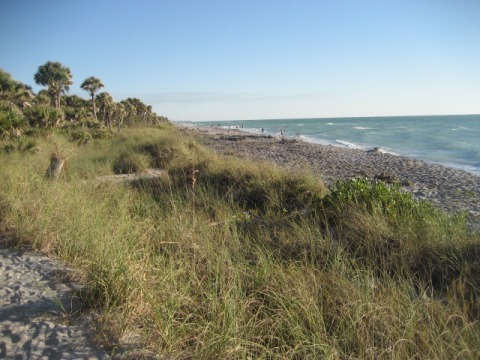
left=1, top=0, right=479, bottom=121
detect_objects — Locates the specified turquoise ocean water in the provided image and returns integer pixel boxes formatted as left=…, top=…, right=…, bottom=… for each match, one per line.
left=187, top=115, right=480, bottom=176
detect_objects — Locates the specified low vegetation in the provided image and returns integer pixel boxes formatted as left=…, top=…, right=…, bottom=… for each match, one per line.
left=1, top=124, right=479, bottom=359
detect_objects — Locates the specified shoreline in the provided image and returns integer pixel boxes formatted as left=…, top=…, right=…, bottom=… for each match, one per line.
left=179, top=119, right=480, bottom=177
left=178, top=124, right=480, bottom=229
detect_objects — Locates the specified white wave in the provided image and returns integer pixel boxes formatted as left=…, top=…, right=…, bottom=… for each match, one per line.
left=353, top=126, right=374, bottom=130
left=298, top=135, right=333, bottom=146
left=241, top=127, right=262, bottom=134
left=376, top=147, right=400, bottom=156
left=335, top=140, right=367, bottom=150
left=326, top=122, right=334, bottom=125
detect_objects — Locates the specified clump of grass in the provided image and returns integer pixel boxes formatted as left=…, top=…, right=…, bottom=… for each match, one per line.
left=165, top=155, right=327, bottom=214
left=0, top=126, right=479, bottom=358
left=113, top=152, right=151, bottom=174
left=1, top=135, right=37, bottom=153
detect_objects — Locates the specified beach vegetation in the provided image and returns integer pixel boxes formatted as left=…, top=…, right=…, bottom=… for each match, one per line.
left=24, top=103, right=65, bottom=128
left=80, top=76, right=104, bottom=120
left=34, top=61, right=73, bottom=109
left=0, top=100, right=26, bottom=137
left=0, top=69, right=34, bottom=108
left=113, top=152, right=151, bottom=174
left=1, top=64, right=168, bottom=145
left=0, top=124, right=479, bottom=359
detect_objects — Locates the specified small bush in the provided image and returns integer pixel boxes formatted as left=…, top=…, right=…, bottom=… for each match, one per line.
left=69, top=128, right=93, bottom=145
left=0, top=100, right=26, bottom=137
left=90, top=126, right=112, bottom=139
left=324, top=178, right=420, bottom=220
left=24, top=103, right=64, bottom=128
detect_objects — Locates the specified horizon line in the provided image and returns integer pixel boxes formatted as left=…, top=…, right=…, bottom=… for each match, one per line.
left=172, top=113, right=480, bottom=123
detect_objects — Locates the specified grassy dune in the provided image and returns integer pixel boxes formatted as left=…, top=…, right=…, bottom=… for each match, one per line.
left=1, top=126, right=479, bottom=359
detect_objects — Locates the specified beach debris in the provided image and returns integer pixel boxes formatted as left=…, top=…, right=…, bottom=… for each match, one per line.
left=366, top=147, right=381, bottom=154
left=374, top=171, right=397, bottom=183
left=186, top=167, right=199, bottom=188
left=96, top=168, right=164, bottom=184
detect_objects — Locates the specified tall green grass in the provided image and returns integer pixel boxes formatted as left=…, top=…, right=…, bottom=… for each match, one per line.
left=0, top=126, right=479, bottom=358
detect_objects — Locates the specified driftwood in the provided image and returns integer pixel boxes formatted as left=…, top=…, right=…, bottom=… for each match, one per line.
left=45, top=153, right=66, bottom=181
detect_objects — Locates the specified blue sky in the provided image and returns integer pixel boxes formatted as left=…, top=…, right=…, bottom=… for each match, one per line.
left=1, top=0, right=479, bottom=121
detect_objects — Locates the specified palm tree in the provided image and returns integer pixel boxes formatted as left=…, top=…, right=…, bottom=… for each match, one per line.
left=114, top=103, right=127, bottom=132
left=96, top=92, right=115, bottom=130
left=119, top=100, right=135, bottom=126
left=34, top=61, right=73, bottom=109
left=80, top=76, right=104, bottom=120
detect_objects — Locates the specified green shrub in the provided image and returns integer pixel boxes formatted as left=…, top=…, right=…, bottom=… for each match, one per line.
left=89, top=126, right=112, bottom=139
left=69, top=127, right=93, bottom=145
left=24, top=103, right=64, bottom=128
left=324, top=178, right=421, bottom=220
left=0, top=100, right=25, bottom=137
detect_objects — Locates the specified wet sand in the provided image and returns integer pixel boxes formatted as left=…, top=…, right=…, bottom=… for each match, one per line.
left=179, top=125, right=480, bottom=228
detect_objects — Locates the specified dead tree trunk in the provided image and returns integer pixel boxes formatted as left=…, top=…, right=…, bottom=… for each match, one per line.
left=45, top=154, right=66, bottom=181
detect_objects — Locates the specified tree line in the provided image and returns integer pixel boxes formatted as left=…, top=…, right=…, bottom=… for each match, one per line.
left=0, top=61, right=168, bottom=138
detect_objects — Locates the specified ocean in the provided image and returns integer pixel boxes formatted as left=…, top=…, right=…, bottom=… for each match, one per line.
left=186, top=115, right=480, bottom=176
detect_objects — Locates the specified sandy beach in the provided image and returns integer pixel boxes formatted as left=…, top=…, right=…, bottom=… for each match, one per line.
left=179, top=125, right=480, bottom=229
left=0, top=234, right=111, bottom=359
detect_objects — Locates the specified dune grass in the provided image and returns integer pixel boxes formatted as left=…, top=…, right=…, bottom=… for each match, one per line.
left=0, top=126, right=479, bottom=359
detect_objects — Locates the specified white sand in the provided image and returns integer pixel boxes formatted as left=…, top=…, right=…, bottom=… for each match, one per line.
left=0, top=236, right=111, bottom=359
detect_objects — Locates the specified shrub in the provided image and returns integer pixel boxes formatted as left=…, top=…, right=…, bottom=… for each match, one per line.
left=89, top=126, right=112, bottom=139
left=25, top=103, right=64, bottom=128
left=69, top=127, right=93, bottom=145
left=324, top=178, right=420, bottom=219
left=0, top=100, right=25, bottom=137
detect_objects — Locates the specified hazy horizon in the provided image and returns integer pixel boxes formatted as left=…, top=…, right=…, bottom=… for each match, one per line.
left=177, top=113, right=480, bottom=123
